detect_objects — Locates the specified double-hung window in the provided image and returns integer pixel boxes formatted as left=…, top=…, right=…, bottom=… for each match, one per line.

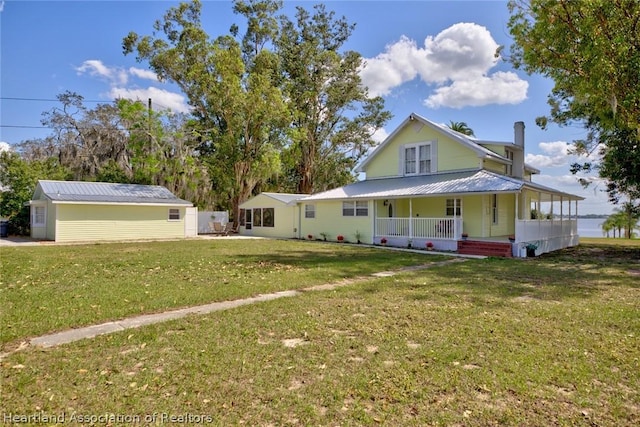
left=168, top=208, right=180, bottom=220
left=404, top=143, right=432, bottom=175
left=505, top=149, right=514, bottom=176
left=305, top=204, right=315, bottom=219
left=342, top=201, right=368, bottom=217
left=33, top=206, right=45, bottom=226
left=446, top=199, right=461, bottom=216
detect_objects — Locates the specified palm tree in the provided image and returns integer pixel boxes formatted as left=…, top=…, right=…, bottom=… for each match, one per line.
left=447, top=121, right=475, bottom=137
left=617, top=202, right=640, bottom=239
left=601, top=216, right=614, bottom=237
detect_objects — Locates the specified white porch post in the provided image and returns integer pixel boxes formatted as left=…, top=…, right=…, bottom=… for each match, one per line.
left=515, top=193, right=519, bottom=239
left=454, top=198, right=458, bottom=238
left=560, top=196, right=564, bottom=237
left=409, top=198, right=413, bottom=239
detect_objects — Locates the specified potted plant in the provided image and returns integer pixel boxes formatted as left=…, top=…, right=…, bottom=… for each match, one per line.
left=426, top=241, right=434, bottom=250
left=337, top=234, right=344, bottom=242
left=508, top=234, right=516, bottom=242
left=461, top=232, right=468, bottom=240
left=525, top=241, right=538, bottom=257
left=354, top=230, right=363, bottom=244
left=307, top=234, right=313, bottom=240
left=380, top=237, right=387, bottom=246
left=320, top=232, right=328, bottom=241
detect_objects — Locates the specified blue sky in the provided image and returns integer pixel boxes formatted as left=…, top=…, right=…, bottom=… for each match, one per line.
left=1, top=0, right=611, bottom=214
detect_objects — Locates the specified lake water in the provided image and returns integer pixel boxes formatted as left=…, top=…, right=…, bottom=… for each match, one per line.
left=578, top=217, right=607, bottom=238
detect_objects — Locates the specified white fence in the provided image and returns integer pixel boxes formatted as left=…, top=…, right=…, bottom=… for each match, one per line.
left=197, top=211, right=229, bottom=234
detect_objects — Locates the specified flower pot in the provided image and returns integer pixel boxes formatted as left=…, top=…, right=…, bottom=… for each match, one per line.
left=526, top=247, right=536, bottom=257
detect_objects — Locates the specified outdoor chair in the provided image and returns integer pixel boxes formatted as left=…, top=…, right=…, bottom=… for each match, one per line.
left=211, top=222, right=224, bottom=235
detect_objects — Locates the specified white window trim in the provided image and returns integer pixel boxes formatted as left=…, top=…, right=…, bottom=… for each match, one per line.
left=32, top=205, right=46, bottom=226
left=168, top=208, right=181, bottom=221
left=492, top=194, right=499, bottom=224
left=446, top=199, right=462, bottom=217
left=402, top=141, right=434, bottom=176
left=305, top=204, right=316, bottom=219
left=342, top=201, right=368, bottom=217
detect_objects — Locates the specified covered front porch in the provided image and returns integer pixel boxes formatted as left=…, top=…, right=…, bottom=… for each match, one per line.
left=371, top=188, right=582, bottom=257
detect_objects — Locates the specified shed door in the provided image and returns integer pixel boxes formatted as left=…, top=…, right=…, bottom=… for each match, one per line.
left=184, top=207, right=198, bottom=237
left=244, top=209, right=252, bottom=231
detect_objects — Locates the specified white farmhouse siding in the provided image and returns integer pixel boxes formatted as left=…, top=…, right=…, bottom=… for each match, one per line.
left=30, top=180, right=193, bottom=243
left=239, top=193, right=306, bottom=239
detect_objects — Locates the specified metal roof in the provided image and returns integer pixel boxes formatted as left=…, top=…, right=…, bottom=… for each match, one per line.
left=36, top=180, right=193, bottom=205
left=299, top=170, right=583, bottom=201
left=260, top=192, right=309, bottom=205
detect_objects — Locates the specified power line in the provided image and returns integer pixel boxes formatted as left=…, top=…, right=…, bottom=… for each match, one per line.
left=1, top=97, right=114, bottom=103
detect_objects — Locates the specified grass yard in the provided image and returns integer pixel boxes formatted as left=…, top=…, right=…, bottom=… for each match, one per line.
left=1, top=238, right=639, bottom=425
left=0, top=239, right=437, bottom=348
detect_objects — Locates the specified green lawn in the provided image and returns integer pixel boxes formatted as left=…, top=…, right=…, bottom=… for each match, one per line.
left=1, top=238, right=638, bottom=425
left=0, top=239, right=440, bottom=346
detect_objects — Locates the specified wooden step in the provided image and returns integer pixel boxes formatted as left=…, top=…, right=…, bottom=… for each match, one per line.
left=457, top=240, right=513, bottom=257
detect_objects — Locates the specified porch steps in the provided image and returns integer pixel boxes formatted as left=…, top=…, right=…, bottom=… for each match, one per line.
left=457, top=240, right=513, bottom=258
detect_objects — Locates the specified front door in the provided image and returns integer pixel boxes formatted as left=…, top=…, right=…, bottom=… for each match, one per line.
left=244, top=208, right=252, bottom=232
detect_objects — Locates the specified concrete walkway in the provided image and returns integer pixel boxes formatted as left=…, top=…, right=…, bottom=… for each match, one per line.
left=1, top=258, right=467, bottom=360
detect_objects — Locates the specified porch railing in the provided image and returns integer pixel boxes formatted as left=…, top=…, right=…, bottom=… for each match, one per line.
left=515, top=219, right=578, bottom=242
left=376, top=217, right=463, bottom=240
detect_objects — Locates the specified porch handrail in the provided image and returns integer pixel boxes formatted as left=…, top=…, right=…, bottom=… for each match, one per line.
left=376, top=217, right=463, bottom=240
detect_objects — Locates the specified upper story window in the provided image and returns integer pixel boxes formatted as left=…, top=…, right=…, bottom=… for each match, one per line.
left=505, top=149, right=514, bottom=176
left=404, top=143, right=432, bottom=176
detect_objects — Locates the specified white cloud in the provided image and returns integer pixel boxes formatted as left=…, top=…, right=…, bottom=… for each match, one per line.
left=533, top=174, right=613, bottom=215
left=525, top=140, right=601, bottom=170
left=76, top=60, right=128, bottom=86
left=424, top=72, right=528, bottom=108
left=108, top=86, right=190, bottom=114
left=360, top=23, right=528, bottom=108
left=129, top=67, right=158, bottom=82
left=76, top=60, right=190, bottom=113
left=525, top=141, right=573, bottom=168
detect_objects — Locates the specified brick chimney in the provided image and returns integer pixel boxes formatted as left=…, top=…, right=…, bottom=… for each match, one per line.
left=513, top=121, right=525, bottom=179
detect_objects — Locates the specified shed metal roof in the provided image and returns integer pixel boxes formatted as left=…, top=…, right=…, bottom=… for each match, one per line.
left=299, top=170, right=583, bottom=202
left=35, top=180, right=193, bottom=206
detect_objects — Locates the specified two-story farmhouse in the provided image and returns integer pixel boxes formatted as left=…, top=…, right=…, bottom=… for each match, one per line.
left=240, top=113, right=583, bottom=257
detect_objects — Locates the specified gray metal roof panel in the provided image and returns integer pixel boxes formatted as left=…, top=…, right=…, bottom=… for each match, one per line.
left=37, top=180, right=193, bottom=205
left=300, top=170, right=524, bottom=201
left=261, top=192, right=309, bottom=205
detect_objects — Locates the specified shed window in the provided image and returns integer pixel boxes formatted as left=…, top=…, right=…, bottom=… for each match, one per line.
left=239, top=209, right=246, bottom=226
left=305, top=204, right=315, bottom=219
left=168, top=208, right=180, bottom=220
left=342, top=201, right=368, bottom=217
left=33, top=206, right=45, bottom=226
